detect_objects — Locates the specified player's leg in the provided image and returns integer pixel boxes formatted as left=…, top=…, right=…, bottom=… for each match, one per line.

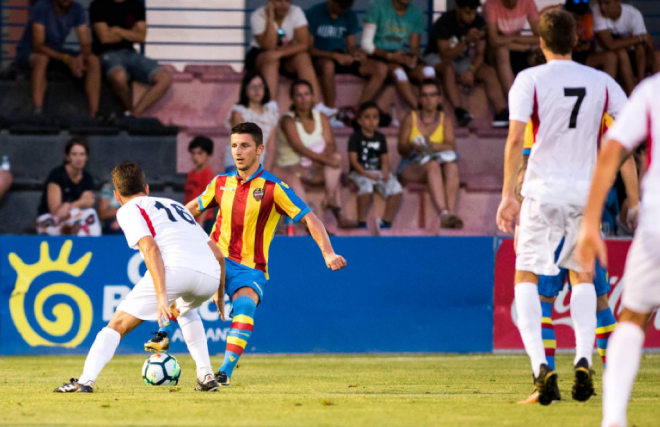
left=388, top=63, right=417, bottom=109
left=144, top=301, right=180, bottom=353
left=357, top=59, right=388, bottom=104
left=594, top=263, right=616, bottom=369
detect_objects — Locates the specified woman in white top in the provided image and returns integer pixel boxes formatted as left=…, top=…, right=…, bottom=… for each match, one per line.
left=275, top=79, right=352, bottom=227
left=226, top=72, right=279, bottom=172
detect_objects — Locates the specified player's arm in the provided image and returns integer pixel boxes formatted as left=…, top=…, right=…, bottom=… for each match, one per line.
left=137, top=236, right=170, bottom=327
left=186, top=198, right=204, bottom=219
left=300, top=211, right=347, bottom=271
left=497, top=120, right=526, bottom=233
left=620, top=155, right=640, bottom=230
left=595, top=30, right=641, bottom=52
left=186, top=177, right=219, bottom=219
left=111, top=20, right=147, bottom=43
left=207, top=241, right=226, bottom=322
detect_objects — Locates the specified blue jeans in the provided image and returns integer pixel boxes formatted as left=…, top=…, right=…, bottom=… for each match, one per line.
left=99, top=49, right=162, bottom=84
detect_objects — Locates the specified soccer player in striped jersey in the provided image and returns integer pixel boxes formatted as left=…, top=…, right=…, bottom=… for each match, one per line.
left=177, top=122, right=345, bottom=386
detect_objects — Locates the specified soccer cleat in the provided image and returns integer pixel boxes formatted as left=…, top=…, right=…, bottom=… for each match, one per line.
left=144, top=331, right=169, bottom=353
left=534, top=364, right=560, bottom=405
left=53, top=378, right=93, bottom=393
left=517, top=390, right=539, bottom=404
left=215, top=371, right=231, bottom=387
left=195, top=374, right=220, bottom=392
left=572, top=357, right=595, bottom=402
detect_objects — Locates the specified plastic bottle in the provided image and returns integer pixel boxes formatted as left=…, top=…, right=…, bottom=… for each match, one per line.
left=1, top=156, right=10, bottom=172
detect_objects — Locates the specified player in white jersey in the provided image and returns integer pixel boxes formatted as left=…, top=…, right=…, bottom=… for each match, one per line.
left=55, top=162, right=226, bottom=393
left=577, top=74, right=660, bottom=427
left=496, top=8, right=628, bottom=405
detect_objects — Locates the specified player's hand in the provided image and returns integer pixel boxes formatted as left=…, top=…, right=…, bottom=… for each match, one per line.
left=391, top=51, right=408, bottom=65
left=55, top=202, right=72, bottom=222
left=465, top=28, right=482, bottom=43
left=576, top=223, right=608, bottom=273
left=496, top=195, right=520, bottom=234
left=69, top=55, right=85, bottom=78
left=265, top=1, right=275, bottom=20
left=334, top=53, right=354, bottom=66
left=405, top=53, right=418, bottom=69
left=324, top=253, right=347, bottom=271
left=157, top=301, right=172, bottom=329
left=212, top=289, right=225, bottom=322
left=641, top=33, right=655, bottom=50
left=352, top=50, right=367, bottom=62
left=366, top=171, right=381, bottom=181
left=627, top=205, right=639, bottom=232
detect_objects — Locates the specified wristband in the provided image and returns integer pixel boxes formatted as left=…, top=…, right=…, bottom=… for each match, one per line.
left=469, top=64, right=477, bottom=72
left=62, top=54, right=71, bottom=65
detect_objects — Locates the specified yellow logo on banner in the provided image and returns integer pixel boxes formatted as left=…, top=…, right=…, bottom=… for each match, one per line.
left=8, top=240, right=93, bottom=348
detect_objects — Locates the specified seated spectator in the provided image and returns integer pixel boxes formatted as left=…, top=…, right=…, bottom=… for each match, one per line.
left=348, top=102, right=402, bottom=232
left=90, top=0, right=173, bottom=116
left=594, top=0, right=660, bottom=95
left=274, top=79, right=354, bottom=228
left=184, top=136, right=215, bottom=234
left=424, top=0, right=508, bottom=128
left=0, top=170, right=13, bottom=205
left=484, top=0, right=540, bottom=95
left=307, top=0, right=388, bottom=112
left=16, top=0, right=101, bottom=116
left=361, top=0, right=436, bottom=109
left=36, top=137, right=101, bottom=236
left=246, top=0, right=333, bottom=116
left=398, top=79, right=462, bottom=229
left=225, top=72, right=279, bottom=173
left=97, top=181, right=122, bottom=234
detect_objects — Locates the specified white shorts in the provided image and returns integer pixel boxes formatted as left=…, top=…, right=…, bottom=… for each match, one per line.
left=515, top=198, right=583, bottom=276
left=116, top=267, right=218, bottom=321
left=621, top=230, right=660, bottom=314
left=348, top=172, right=403, bottom=197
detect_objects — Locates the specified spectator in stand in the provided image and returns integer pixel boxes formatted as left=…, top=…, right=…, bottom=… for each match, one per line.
left=484, top=0, right=540, bottom=95
left=16, top=0, right=101, bottom=117
left=398, top=79, right=462, bottom=229
left=36, top=137, right=101, bottom=236
left=348, top=101, right=402, bottom=233
left=361, top=0, right=436, bottom=109
left=247, top=0, right=335, bottom=117
left=225, top=72, right=279, bottom=173
left=90, top=0, right=173, bottom=116
left=594, top=0, right=660, bottom=95
left=424, top=0, right=508, bottom=128
left=307, top=0, right=388, bottom=112
left=97, top=181, right=122, bottom=234
left=0, top=171, right=12, bottom=204
left=184, top=136, right=216, bottom=234
left=274, top=80, right=354, bottom=228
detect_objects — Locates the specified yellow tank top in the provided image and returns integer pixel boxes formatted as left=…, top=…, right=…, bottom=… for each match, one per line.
left=409, top=111, right=445, bottom=144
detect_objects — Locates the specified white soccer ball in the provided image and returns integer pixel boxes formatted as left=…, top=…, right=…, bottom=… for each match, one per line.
left=142, top=353, right=181, bottom=386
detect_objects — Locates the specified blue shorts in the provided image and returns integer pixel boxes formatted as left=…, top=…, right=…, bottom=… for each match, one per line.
left=99, top=49, right=163, bottom=84
left=225, top=258, right=268, bottom=304
left=538, top=262, right=610, bottom=297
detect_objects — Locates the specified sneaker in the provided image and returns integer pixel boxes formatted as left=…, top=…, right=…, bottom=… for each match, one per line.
left=492, top=109, right=509, bottom=128
left=144, top=331, right=169, bottom=353
left=454, top=107, right=473, bottom=127
left=329, top=117, right=345, bottom=127
left=215, top=371, right=231, bottom=387
left=54, top=378, right=93, bottom=393
left=314, top=103, right=338, bottom=118
left=195, top=374, right=220, bottom=392
left=572, top=357, right=595, bottom=402
left=534, top=364, right=560, bottom=405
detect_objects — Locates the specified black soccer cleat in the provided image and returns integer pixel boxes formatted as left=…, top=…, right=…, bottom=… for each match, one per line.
left=214, top=371, right=231, bottom=387
left=534, top=364, right=560, bottom=405
left=572, top=357, right=595, bottom=402
left=195, top=374, right=220, bottom=392
left=54, top=378, right=93, bottom=393
left=144, top=331, right=169, bottom=353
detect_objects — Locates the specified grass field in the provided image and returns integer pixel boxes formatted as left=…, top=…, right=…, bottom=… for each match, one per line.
left=2, top=353, right=660, bottom=427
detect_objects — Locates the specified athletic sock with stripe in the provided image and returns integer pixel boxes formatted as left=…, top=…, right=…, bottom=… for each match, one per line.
left=219, top=296, right=257, bottom=378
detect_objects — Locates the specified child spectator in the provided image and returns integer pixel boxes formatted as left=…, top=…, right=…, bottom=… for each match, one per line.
left=307, top=0, right=388, bottom=112
left=424, top=0, right=508, bottom=128
left=184, top=136, right=215, bottom=233
left=349, top=102, right=402, bottom=231
left=97, top=181, right=122, bottom=234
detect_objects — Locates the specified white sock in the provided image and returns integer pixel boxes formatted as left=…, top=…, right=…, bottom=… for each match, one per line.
left=571, top=283, right=597, bottom=366
left=179, top=313, right=213, bottom=381
left=515, top=282, right=547, bottom=377
left=79, top=327, right=121, bottom=385
left=602, top=322, right=644, bottom=427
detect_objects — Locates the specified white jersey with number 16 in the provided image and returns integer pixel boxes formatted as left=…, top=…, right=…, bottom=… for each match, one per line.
left=509, top=60, right=627, bottom=207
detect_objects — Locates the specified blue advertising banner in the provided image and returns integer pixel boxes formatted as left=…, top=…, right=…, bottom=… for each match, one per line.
left=0, top=236, right=494, bottom=356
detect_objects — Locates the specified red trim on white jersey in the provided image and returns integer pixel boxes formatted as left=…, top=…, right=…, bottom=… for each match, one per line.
left=648, top=108, right=654, bottom=169
left=136, top=205, right=156, bottom=237
left=531, top=88, right=540, bottom=143
left=598, top=88, right=609, bottom=148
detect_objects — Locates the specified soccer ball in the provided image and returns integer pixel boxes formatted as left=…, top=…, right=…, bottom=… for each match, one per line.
left=142, top=353, right=181, bottom=386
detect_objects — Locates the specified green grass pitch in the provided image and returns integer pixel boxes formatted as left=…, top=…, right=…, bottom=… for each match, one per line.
left=2, top=353, right=660, bottom=426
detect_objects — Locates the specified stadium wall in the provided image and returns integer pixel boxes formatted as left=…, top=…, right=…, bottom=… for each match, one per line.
left=0, top=235, right=495, bottom=355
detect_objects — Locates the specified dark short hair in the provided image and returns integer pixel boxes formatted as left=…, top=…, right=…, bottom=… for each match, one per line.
left=231, top=122, right=263, bottom=147
left=289, top=79, right=313, bottom=99
left=358, top=101, right=380, bottom=117
left=188, top=136, right=214, bottom=155
left=539, top=8, right=576, bottom=55
left=112, top=162, right=147, bottom=197
left=419, top=78, right=443, bottom=95
left=63, top=136, right=89, bottom=165
left=332, top=0, right=355, bottom=9
left=455, top=0, right=480, bottom=9
left=238, top=71, right=270, bottom=107
left=564, top=0, right=590, bottom=15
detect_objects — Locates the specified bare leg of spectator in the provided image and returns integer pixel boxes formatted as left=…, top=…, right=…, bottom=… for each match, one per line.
left=29, top=53, right=49, bottom=113
left=476, top=64, right=507, bottom=113
left=495, top=46, right=515, bottom=95
left=357, top=194, right=370, bottom=224
left=383, top=193, right=401, bottom=224
left=133, top=69, right=173, bottom=117
left=442, top=162, right=460, bottom=216
left=284, top=52, right=324, bottom=105
left=635, top=44, right=646, bottom=85
left=323, top=153, right=343, bottom=209
left=0, top=171, right=13, bottom=203
left=401, top=161, right=447, bottom=215
left=256, top=51, right=281, bottom=101
left=388, top=64, right=417, bottom=109
left=358, top=60, right=388, bottom=104
left=84, top=55, right=101, bottom=117
left=616, top=48, right=636, bottom=95
left=314, top=58, right=337, bottom=108
left=438, top=64, right=462, bottom=110
left=107, top=68, right=133, bottom=112
left=586, top=51, right=618, bottom=79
